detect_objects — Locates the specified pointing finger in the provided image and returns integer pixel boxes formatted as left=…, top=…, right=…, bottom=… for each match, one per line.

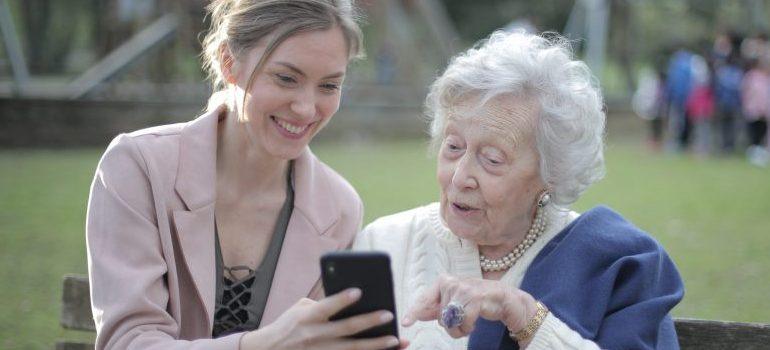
left=402, top=280, right=442, bottom=326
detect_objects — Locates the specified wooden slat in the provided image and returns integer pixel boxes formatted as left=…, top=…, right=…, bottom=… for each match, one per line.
left=61, top=274, right=95, bottom=331
left=55, top=341, right=94, bottom=350
left=675, top=318, right=770, bottom=349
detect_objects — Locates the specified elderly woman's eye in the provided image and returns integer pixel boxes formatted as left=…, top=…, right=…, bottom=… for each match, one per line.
left=446, top=143, right=461, bottom=151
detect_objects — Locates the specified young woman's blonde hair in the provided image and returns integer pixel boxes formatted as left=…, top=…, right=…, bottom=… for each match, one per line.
left=200, top=0, right=364, bottom=111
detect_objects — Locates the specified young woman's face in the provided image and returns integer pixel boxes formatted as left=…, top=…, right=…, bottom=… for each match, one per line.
left=229, top=27, right=349, bottom=160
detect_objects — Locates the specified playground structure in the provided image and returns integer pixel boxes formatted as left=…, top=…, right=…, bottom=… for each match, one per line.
left=0, top=0, right=462, bottom=146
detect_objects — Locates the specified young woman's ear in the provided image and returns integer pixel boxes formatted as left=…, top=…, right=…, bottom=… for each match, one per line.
left=219, top=43, right=238, bottom=85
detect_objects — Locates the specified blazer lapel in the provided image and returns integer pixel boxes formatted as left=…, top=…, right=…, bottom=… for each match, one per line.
left=172, top=106, right=222, bottom=330
left=172, top=205, right=216, bottom=326
left=260, top=149, right=347, bottom=326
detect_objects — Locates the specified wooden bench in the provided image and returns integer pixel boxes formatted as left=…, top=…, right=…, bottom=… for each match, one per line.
left=59, top=274, right=770, bottom=349
left=58, top=275, right=95, bottom=350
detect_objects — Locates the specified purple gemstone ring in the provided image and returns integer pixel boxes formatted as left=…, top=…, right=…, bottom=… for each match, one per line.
left=440, top=301, right=466, bottom=328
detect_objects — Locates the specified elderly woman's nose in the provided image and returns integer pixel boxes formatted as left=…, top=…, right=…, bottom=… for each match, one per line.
left=451, top=156, right=478, bottom=189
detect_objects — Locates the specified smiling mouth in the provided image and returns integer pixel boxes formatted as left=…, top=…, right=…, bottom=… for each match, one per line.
left=272, top=116, right=309, bottom=135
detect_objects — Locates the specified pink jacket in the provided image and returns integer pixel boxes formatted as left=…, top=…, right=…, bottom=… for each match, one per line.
left=86, top=105, right=363, bottom=349
left=742, top=69, right=770, bottom=121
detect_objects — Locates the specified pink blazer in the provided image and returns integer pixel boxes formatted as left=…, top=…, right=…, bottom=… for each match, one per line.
left=86, top=106, right=363, bottom=349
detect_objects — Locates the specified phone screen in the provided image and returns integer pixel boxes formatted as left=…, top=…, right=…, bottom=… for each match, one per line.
left=320, top=251, right=399, bottom=342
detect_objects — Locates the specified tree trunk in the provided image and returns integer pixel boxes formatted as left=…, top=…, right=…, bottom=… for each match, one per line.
left=613, top=0, right=636, bottom=93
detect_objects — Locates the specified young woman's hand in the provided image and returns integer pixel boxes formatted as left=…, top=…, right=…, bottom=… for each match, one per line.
left=241, top=288, right=408, bottom=349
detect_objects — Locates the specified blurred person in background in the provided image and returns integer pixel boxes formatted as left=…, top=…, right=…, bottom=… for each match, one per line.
left=632, top=68, right=668, bottom=151
left=85, top=1, right=407, bottom=349
left=356, top=31, right=684, bottom=349
left=685, top=50, right=715, bottom=156
left=711, top=31, right=733, bottom=66
left=740, top=32, right=769, bottom=63
left=741, top=57, right=770, bottom=167
left=666, top=45, right=695, bottom=152
left=713, top=51, right=744, bottom=154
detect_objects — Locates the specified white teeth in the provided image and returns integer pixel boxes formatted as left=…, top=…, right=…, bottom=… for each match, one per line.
left=275, top=118, right=308, bottom=134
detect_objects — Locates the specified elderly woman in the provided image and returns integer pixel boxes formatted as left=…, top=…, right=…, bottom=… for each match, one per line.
left=355, top=31, right=684, bottom=349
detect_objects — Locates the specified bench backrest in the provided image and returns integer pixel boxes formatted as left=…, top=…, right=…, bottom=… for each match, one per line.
left=60, top=274, right=770, bottom=349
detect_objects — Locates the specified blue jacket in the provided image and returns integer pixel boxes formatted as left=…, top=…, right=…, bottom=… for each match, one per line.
left=468, top=206, right=685, bottom=349
left=714, top=64, right=743, bottom=112
left=666, top=50, right=694, bottom=110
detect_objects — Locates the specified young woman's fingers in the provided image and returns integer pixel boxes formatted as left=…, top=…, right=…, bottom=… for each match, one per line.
left=321, top=309, right=394, bottom=338
left=335, top=335, right=401, bottom=350
left=311, top=288, right=362, bottom=321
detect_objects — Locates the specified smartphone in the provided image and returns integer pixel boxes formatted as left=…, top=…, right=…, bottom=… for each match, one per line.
left=320, top=251, right=399, bottom=343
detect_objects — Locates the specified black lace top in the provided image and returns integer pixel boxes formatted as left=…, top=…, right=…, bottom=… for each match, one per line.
left=212, top=165, right=294, bottom=338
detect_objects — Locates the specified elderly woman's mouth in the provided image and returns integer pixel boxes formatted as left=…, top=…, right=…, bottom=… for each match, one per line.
left=451, top=202, right=479, bottom=214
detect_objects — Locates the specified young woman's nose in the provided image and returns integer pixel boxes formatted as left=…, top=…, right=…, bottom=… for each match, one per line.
left=290, top=88, right=316, bottom=120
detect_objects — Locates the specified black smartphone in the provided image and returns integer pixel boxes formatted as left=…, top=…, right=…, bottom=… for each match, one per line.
left=320, top=251, right=399, bottom=343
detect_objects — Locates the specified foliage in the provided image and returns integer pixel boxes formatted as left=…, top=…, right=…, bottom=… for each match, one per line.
left=442, top=0, right=572, bottom=43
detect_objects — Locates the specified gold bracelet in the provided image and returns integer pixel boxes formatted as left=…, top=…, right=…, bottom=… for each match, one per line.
left=509, top=301, right=549, bottom=343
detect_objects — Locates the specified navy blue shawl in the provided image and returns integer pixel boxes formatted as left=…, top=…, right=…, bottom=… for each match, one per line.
left=468, top=206, right=684, bottom=350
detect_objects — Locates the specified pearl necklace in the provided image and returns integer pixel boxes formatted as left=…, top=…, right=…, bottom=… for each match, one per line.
left=480, top=193, right=550, bottom=272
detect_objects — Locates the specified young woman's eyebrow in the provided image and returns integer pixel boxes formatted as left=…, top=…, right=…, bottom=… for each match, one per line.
left=274, top=61, right=345, bottom=79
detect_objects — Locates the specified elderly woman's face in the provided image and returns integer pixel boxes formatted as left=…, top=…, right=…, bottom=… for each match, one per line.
left=437, top=95, right=545, bottom=246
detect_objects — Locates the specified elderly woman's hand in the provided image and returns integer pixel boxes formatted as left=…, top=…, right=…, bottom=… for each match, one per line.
left=402, top=275, right=538, bottom=341
left=241, top=288, right=408, bottom=350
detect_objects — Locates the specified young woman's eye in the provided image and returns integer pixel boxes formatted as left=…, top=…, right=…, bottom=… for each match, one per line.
left=275, top=74, right=297, bottom=85
left=320, top=83, right=340, bottom=92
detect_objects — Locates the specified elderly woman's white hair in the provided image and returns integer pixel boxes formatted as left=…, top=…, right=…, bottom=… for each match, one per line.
left=426, top=30, right=606, bottom=207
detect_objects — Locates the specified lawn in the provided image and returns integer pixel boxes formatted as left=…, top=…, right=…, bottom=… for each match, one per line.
left=1, top=138, right=769, bottom=348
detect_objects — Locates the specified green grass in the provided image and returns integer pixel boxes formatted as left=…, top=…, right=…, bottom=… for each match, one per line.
left=0, top=149, right=101, bottom=349
left=2, top=139, right=769, bottom=348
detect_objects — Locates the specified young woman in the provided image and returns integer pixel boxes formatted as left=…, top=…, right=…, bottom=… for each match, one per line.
left=86, top=1, right=404, bottom=349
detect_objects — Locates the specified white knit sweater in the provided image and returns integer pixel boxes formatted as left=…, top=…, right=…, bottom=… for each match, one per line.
left=354, top=203, right=600, bottom=350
